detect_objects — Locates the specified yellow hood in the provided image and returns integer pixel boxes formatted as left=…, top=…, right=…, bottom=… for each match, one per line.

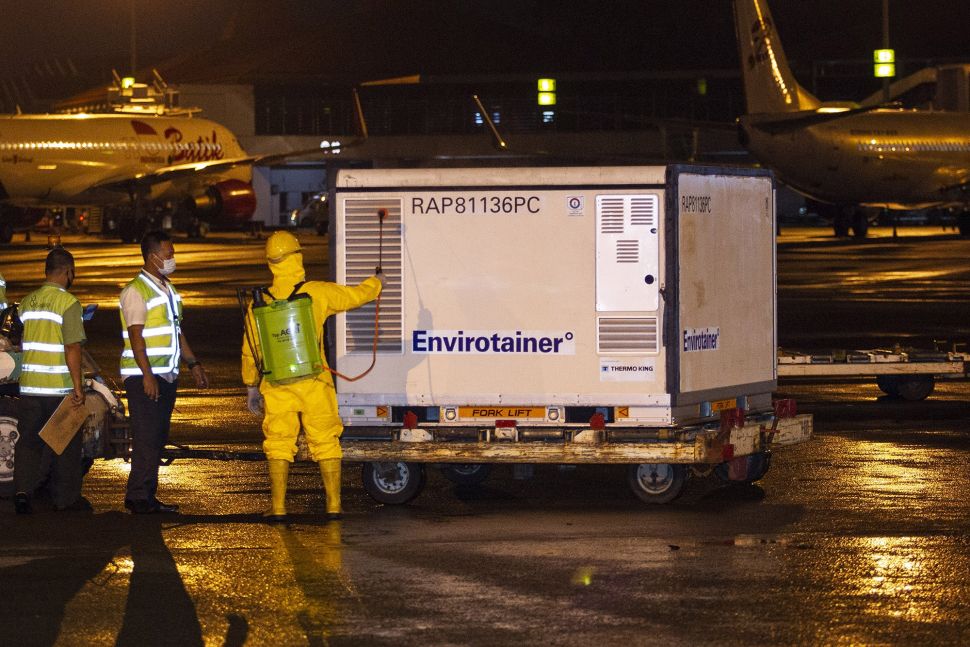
left=268, top=252, right=306, bottom=298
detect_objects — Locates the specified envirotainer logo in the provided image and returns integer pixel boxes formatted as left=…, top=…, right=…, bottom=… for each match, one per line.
left=412, top=330, right=575, bottom=355
left=683, top=327, right=720, bottom=352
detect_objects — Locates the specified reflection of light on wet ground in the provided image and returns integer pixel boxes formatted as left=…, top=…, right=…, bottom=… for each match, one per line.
left=832, top=438, right=962, bottom=524
left=112, top=556, right=135, bottom=575
left=849, top=536, right=958, bottom=623
left=840, top=270, right=953, bottom=284
left=102, top=458, right=132, bottom=476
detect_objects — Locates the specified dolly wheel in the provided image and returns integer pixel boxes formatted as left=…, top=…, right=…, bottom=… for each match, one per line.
left=627, top=463, right=687, bottom=504
left=896, top=376, right=935, bottom=401
left=877, top=375, right=934, bottom=401
left=440, top=463, right=492, bottom=486
left=362, top=461, right=426, bottom=505
left=714, top=452, right=772, bottom=484
left=876, top=376, right=901, bottom=397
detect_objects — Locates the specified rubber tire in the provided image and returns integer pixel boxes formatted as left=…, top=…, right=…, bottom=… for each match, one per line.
left=896, top=376, right=935, bottom=402
left=362, top=461, right=426, bottom=505
left=851, top=210, right=869, bottom=238
left=833, top=211, right=851, bottom=237
left=439, top=463, right=492, bottom=486
left=714, top=452, right=772, bottom=485
left=876, top=375, right=901, bottom=397
left=958, top=212, right=970, bottom=237
left=627, top=463, right=687, bottom=504
left=118, top=218, right=142, bottom=244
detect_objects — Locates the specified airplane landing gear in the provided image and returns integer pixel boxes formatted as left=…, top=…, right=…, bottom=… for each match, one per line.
left=958, top=211, right=970, bottom=237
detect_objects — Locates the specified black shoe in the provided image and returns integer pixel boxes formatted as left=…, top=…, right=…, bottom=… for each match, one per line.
left=125, top=499, right=179, bottom=514
left=124, top=499, right=155, bottom=514
left=151, top=500, right=179, bottom=514
left=55, top=497, right=93, bottom=512
left=14, top=492, right=31, bottom=515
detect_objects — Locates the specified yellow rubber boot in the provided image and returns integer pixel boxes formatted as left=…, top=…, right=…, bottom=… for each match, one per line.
left=265, top=459, right=289, bottom=522
left=319, top=459, right=342, bottom=520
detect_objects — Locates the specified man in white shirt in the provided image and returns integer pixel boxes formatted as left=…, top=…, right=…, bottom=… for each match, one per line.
left=119, top=230, right=208, bottom=514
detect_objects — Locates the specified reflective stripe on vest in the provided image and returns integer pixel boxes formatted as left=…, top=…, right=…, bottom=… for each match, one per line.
left=119, top=272, right=183, bottom=376
left=19, top=283, right=78, bottom=395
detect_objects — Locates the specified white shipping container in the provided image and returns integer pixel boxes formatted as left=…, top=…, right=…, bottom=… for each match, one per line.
left=332, top=165, right=776, bottom=427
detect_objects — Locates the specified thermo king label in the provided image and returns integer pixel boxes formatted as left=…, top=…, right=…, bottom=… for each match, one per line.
left=600, top=357, right=656, bottom=381
left=412, top=330, right=575, bottom=354
left=683, top=327, right=720, bottom=352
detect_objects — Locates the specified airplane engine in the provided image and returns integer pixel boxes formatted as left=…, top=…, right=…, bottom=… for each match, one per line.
left=189, top=179, right=257, bottom=225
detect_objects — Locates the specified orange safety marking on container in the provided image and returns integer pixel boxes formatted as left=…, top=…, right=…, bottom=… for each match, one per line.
left=376, top=406, right=388, bottom=418
left=458, top=407, right=546, bottom=419
left=710, top=398, right=736, bottom=413
left=616, top=407, right=630, bottom=418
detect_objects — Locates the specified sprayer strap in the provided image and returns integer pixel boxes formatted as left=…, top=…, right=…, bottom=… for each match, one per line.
left=287, top=282, right=306, bottom=300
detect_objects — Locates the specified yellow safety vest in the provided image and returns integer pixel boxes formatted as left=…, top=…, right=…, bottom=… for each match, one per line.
left=19, top=283, right=79, bottom=396
left=119, top=272, right=184, bottom=377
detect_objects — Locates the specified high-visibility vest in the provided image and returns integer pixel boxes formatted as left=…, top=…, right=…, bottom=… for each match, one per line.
left=0, top=272, right=7, bottom=310
left=119, top=272, right=184, bottom=377
left=19, top=283, right=79, bottom=396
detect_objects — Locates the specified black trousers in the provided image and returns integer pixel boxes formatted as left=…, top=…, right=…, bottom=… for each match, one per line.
left=124, top=376, right=178, bottom=503
left=14, top=395, right=83, bottom=508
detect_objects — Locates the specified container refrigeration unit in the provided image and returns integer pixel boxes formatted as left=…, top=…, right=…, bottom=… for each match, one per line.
left=330, top=165, right=812, bottom=504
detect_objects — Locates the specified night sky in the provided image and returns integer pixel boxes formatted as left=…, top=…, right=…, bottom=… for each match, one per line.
left=0, top=1, right=968, bottom=85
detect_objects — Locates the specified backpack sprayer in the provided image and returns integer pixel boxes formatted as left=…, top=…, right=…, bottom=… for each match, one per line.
left=239, top=208, right=385, bottom=385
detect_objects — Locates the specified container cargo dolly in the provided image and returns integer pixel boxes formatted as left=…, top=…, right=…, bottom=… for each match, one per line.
left=328, top=164, right=813, bottom=504
left=778, top=346, right=970, bottom=401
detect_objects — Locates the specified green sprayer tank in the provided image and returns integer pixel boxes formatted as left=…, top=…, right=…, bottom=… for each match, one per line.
left=252, top=292, right=323, bottom=384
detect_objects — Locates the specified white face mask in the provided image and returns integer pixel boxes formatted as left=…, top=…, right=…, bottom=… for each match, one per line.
left=155, top=255, right=176, bottom=276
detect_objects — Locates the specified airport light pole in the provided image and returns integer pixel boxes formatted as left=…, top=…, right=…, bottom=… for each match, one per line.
left=130, top=0, right=137, bottom=75
left=882, top=0, right=890, bottom=103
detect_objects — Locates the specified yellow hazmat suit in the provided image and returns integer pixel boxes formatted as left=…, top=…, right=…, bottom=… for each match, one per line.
left=242, top=231, right=381, bottom=519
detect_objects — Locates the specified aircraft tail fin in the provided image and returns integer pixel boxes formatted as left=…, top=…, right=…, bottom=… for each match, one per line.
left=733, top=0, right=820, bottom=114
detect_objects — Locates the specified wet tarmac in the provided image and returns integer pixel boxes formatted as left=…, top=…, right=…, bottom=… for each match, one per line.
left=2, top=227, right=970, bottom=645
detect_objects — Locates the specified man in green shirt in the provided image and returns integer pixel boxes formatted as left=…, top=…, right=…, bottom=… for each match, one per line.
left=13, top=247, right=87, bottom=514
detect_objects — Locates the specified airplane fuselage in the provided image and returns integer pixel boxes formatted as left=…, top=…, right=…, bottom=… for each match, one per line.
left=742, top=109, right=970, bottom=208
left=0, top=113, right=250, bottom=207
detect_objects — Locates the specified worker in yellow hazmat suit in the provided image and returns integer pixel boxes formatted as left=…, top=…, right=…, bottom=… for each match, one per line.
left=242, top=231, right=383, bottom=521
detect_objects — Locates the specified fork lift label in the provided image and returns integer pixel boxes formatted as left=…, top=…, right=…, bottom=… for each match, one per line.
left=412, top=329, right=575, bottom=354
left=458, top=407, right=547, bottom=419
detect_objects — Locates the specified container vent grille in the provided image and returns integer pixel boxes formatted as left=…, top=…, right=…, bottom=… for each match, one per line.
left=598, top=195, right=658, bottom=231
left=599, top=198, right=625, bottom=233
left=616, top=240, right=639, bottom=263
left=344, top=199, right=402, bottom=352
left=597, top=317, right=659, bottom=353
left=630, top=196, right=657, bottom=226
